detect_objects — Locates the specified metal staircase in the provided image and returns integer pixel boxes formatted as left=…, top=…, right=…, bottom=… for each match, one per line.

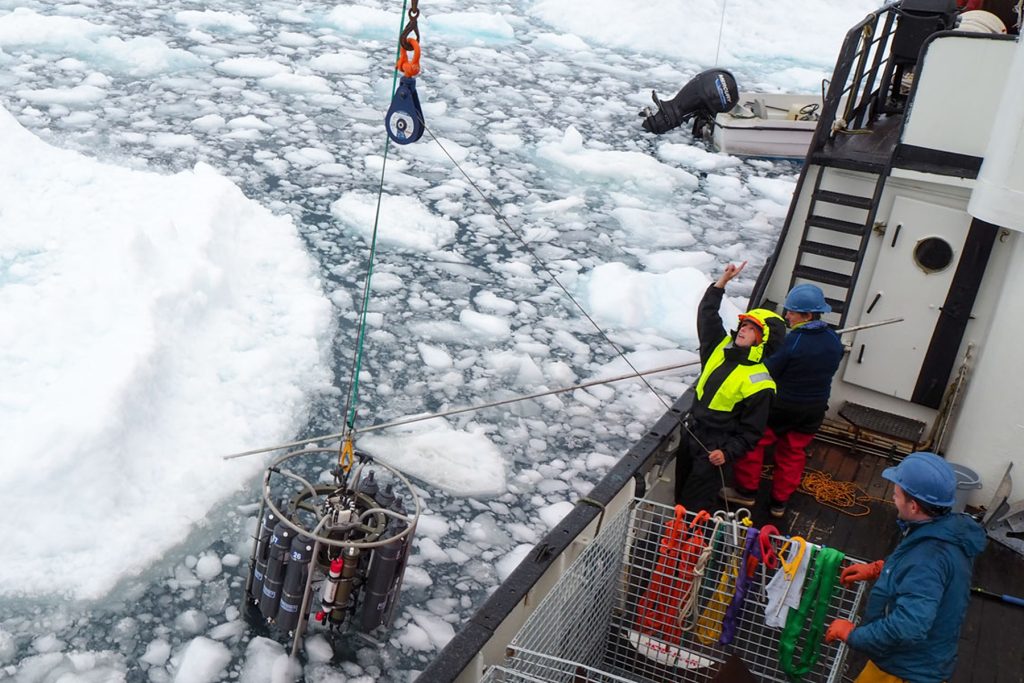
left=787, top=162, right=887, bottom=328
left=752, top=6, right=901, bottom=327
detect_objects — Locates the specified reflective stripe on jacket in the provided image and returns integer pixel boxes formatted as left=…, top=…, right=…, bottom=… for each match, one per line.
left=696, top=336, right=777, bottom=411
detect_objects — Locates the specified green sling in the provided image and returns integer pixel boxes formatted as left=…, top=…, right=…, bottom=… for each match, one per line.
left=778, top=546, right=845, bottom=679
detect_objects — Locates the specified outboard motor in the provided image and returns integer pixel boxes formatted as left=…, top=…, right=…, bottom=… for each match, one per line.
left=640, top=69, right=739, bottom=135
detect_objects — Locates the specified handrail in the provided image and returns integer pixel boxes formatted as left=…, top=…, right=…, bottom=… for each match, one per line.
left=810, top=4, right=900, bottom=154
left=851, top=11, right=897, bottom=129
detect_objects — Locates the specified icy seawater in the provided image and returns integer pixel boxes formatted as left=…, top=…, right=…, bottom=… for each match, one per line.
left=0, top=0, right=879, bottom=680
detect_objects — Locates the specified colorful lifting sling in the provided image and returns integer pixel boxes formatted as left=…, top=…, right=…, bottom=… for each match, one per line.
left=717, top=526, right=758, bottom=645
left=634, top=506, right=712, bottom=645
left=764, top=536, right=810, bottom=628
left=694, top=523, right=738, bottom=644
left=675, top=516, right=723, bottom=632
left=778, top=546, right=845, bottom=679
left=718, top=524, right=780, bottom=645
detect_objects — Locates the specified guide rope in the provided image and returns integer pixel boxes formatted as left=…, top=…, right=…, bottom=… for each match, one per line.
left=223, top=360, right=700, bottom=461
left=410, top=115, right=714, bottom=464
left=230, top=0, right=909, bottom=505
left=338, top=0, right=418, bottom=471
left=714, top=0, right=728, bottom=66
left=757, top=465, right=895, bottom=517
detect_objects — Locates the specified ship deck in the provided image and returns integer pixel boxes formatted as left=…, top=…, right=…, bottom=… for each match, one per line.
left=739, top=441, right=1024, bottom=683
left=812, top=113, right=904, bottom=172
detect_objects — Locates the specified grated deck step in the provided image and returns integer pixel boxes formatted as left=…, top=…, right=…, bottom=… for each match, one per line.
left=838, top=401, right=926, bottom=444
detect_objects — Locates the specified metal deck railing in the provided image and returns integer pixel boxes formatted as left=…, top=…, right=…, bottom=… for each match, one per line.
left=812, top=5, right=899, bottom=153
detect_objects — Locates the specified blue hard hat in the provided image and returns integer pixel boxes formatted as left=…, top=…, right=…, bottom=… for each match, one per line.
left=882, top=451, right=957, bottom=508
left=784, top=284, right=832, bottom=313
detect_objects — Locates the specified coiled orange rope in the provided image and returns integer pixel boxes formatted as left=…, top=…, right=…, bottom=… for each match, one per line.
left=763, top=466, right=893, bottom=517
left=800, top=470, right=875, bottom=517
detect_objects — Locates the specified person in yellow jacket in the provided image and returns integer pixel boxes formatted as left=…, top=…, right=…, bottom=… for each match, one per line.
left=675, top=261, right=785, bottom=511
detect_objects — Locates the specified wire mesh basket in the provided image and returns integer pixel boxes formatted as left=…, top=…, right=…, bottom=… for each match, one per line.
left=481, top=661, right=635, bottom=683
left=504, top=498, right=866, bottom=683
left=479, top=666, right=538, bottom=683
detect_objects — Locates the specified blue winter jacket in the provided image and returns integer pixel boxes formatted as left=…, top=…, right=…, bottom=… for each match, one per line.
left=764, top=320, right=843, bottom=404
left=847, top=512, right=987, bottom=683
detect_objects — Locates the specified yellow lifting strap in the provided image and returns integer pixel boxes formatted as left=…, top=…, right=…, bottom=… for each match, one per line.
left=694, top=514, right=752, bottom=644
left=338, top=434, right=356, bottom=475
left=694, top=552, right=738, bottom=645
left=778, top=536, right=808, bottom=580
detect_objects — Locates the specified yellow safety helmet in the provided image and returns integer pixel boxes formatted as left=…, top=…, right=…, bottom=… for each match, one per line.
left=736, top=308, right=784, bottom=361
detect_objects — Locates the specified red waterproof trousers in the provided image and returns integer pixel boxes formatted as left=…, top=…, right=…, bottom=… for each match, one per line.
left=733, top=427, right=815, bottom=503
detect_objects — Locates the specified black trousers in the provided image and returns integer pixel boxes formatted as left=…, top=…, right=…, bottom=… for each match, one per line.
left=673, top=431, right=729, bottom=514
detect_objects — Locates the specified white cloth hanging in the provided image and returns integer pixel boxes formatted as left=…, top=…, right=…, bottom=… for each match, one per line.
left=763, top=537, right=811, bottom=628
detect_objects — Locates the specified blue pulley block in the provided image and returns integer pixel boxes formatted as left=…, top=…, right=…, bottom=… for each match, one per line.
left=385, top=77, right=424, bottom=144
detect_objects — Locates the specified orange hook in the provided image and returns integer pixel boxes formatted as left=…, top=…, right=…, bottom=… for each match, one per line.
left=396, top=37, right=421, bottom=78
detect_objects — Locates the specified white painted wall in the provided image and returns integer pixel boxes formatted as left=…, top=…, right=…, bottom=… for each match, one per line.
left=903, top=35, right=1015, bottom=158
left=944, top=230, right=1024, bottom=506
left=969, top=37, right=1024, bottom=232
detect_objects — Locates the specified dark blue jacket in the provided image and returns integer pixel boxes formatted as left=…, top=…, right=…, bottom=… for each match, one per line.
left=764, top=320, right=843, bottom=405
left=847, top=513, right=987, bottom=682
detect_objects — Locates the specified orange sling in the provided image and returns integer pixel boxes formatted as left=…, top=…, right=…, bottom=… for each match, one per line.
left=635, top=506, right=712, bottom=644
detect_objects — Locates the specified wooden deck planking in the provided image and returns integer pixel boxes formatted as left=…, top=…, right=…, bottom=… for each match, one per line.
left=782, top=443, right=895, bottom=558
left=956, top=541, right=1024, bottom=683
left=787, top=443, right=848, bottom=545
left=817, top=114, right=904, bottom=169
left=824, top=448, right=863, bottom=547
left=830, top=450, right=888, bottom=560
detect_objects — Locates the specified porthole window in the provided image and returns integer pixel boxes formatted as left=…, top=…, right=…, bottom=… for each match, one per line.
left=914, top=237, right=954, bottom=273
